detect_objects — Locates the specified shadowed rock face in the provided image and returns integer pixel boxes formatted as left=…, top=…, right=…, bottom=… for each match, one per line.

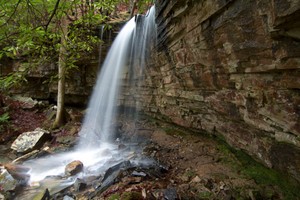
left=120, top=0, right=300, bottom=181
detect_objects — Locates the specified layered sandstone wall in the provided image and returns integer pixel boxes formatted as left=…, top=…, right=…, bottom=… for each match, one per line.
left=135, top=0, right=300, bottom=181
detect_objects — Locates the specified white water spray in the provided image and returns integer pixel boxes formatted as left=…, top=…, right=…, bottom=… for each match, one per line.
left=25, top=6, right=157, bottom=184
left=78, top=18, right=136, bottom=147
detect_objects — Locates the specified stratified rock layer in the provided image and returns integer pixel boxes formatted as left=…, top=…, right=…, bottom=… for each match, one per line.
left=121, top=0, right=300, bottom=181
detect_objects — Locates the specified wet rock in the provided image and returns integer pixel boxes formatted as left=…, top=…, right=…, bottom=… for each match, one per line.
left=16, top=176, right=74, bottom=200
left=89, top=161, right=132, bottom=198
left=118, top=143, right=126, bottom=150
left=32, top=189, right=50, bottom=200
left=12, top=150, right=40, bottom=164
left=65, top=160, right=83, bottom=176
left=101, top=161, right=132, bottom=182
left=11, top=128, right=50, bottom=153
left=131, top=171, right=147, bottom=177
left=0, top=170, right=18, bottom=192
left=74, top=178, right=87, bottom=192
left=2, top=164, right=30, bottom=184
left=63, top=195, right=74, bottom=200
left=164, top=187, right=177, bottom=200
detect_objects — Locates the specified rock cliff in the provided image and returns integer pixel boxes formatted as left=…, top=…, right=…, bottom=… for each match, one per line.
left=135, top=0, right=300, bottom=181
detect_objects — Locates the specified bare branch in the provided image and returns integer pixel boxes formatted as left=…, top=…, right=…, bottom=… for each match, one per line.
left=45, top=0, right=61, bottom=31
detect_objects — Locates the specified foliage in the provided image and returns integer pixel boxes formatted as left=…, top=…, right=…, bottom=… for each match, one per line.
left=0, top=71, right=28, bottom=91
left=0, top=112, right=9, bottom=132
left=0, top=112, right=9, bottom=124
left=136, top=0, right=153, bottom=13
left=0, top=0, right=121, bottom=91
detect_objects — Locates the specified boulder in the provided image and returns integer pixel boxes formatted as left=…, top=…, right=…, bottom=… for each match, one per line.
left=12, top=96, right=39, bottom=110
left=2, top=164, right=30, bottom=183
left=65, top=160, right=83, bottom=176
left=74, top=178, right=87, bottom=192
left=0, top=170, right=18, bottom=192
left=11, top=128, right=50, bottom=153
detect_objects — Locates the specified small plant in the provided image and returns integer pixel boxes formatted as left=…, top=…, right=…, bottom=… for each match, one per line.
left=108, top=193, right=120, bottom=200
left=198, top=191, right=212, bottom=199
left=0, top=112, right=9, bottom=124
left=184, top=170, right=196, bottom=179
left=0, top=112, right=10, bottom=132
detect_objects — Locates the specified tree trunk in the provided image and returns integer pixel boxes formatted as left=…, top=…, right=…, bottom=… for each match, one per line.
left=53, top=17, right=68, bottom=128
left=130, top=0, right=138, bottom=19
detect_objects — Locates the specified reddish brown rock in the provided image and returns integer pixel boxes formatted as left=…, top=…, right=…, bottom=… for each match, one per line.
left=65, top=160, right=83, bottom=176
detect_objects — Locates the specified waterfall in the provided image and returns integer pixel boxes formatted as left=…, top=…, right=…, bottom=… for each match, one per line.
left=77, top=6, right=157, bottom=149
left=25, top=6, right=157, bottom=183
left=78, top=18, right=136, bottom=147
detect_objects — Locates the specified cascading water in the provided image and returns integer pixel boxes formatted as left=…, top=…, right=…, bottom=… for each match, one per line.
left=78, top=17, right=136, bottom=147
left=78, top=5, right=156, bottom=147
left=23, top=6, right=157, bottom=185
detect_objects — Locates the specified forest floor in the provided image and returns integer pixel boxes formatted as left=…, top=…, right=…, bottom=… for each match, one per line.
left=0, top=96, right=299, bottom=200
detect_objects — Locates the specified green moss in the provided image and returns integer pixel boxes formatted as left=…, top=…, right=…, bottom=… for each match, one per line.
left=163, top=126, right=188, bottom=137
left=237, top=150, right=299, bottom=199
left=197, top=191, right=212, bottom=199
left=120, top=191, right=143, bottom=200
left=216, top=140, right=300, bottom=199
left=107, top=193, right=120, bottom=200
left=184, top=170, right=196, bottom=179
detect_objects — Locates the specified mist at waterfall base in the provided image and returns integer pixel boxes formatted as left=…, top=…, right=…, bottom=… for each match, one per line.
left=24, top=7, right=157, bottom=184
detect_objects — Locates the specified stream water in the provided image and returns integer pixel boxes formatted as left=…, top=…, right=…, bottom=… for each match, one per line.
left=23, top=6, right=157, bottom=188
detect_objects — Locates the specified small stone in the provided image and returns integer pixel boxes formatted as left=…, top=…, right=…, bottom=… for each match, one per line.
left=191, top=176, right=201, bottom=183
left=219, top=181, right=227, bottom=190
left=118, top=144, right=126, bottom=149
left=164, top=187, right=177, bottom=200
left=65, top=160, right=83, bottom=176
left=132, top=171, right=147, bottom=177
left=74, top=178, right=87, bottom=191
left=30, top=181, right=40, bottom=187
left=63, top=195, right=74, bottom=200
left=180, top=175, right=190, bottom=182
left=142, top=188, right=147, bottom=199
left=122, top=176, right=142, bottom=184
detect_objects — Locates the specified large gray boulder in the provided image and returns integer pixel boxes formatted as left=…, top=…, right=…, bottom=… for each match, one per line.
left=11, top=128, right=50, bottom=153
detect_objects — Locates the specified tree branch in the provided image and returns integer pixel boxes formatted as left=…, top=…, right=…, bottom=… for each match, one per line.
left=45, top=0, right=61, bottom=31
left=130, top=0, right=138, bottom=19
left=0, top=0, right=22, bottom=28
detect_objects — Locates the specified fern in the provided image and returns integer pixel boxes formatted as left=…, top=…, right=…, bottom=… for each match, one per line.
left=0, top=112, right=9, bottom=124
